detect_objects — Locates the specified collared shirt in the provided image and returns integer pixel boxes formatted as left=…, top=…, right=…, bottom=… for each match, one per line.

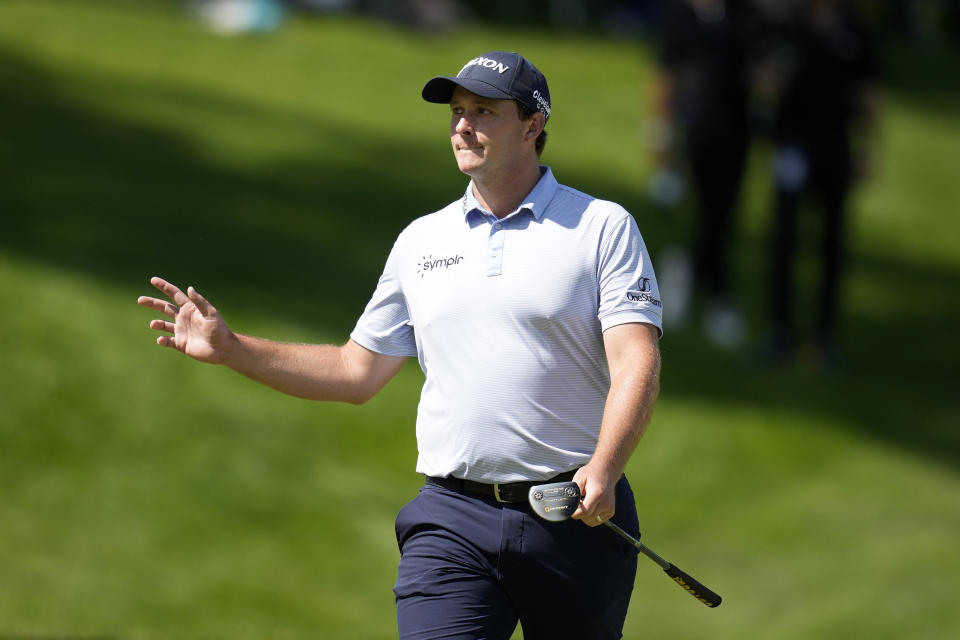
left=350, top=167, right=662, bottom=482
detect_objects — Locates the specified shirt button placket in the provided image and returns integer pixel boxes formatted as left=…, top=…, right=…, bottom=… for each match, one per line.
left=487, top=220, right=505, bottom=277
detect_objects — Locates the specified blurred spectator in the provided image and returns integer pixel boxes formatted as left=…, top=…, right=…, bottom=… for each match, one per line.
left=190, top=0, right=287, bottom=34
left=882, top=0, right=960, bottom=41
left=604, top=0, right=665, bottom=36
left=291, top=0, right=357, bottom=11
left=650, top=0, right=758, bottom=347
left=361, top=0, right=464, bottom=32
left=756, top=0, right=881, bottom=367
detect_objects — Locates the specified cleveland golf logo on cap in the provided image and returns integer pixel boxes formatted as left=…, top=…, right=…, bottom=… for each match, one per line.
left=460, top=56, right=510, bottom=76
left=533, top=89, right=551, bottom=118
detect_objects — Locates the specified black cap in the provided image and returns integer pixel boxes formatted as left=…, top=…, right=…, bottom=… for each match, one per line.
left=422, top=51, right=552, bottom=121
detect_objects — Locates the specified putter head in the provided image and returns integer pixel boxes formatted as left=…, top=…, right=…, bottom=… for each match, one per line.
left=528, top=481, right=581, bottom=522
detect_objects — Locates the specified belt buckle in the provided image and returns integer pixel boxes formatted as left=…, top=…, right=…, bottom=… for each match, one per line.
left=493, top=483, right=505, bottom=503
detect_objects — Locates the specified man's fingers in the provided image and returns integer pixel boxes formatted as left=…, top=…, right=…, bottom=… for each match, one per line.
left=571, top=470, right=590, bottom=518
left=140, top=279, right=212, bottom=318
left=156, top=335, right=176, bottom=348
left=149, top=319, right=175, bottom=334
left=569, top=470, right=616, bottom=526
left=574, top=497, right=602, bottom=524
left=150, top=276, right=190, bottom=306
left=138, top=296, right=179, bottom=318
left=186, top=286, right=215, bottom=317
left=576, top=499, right=611, bottom=527
left=571, top=491, right=598, bottom=521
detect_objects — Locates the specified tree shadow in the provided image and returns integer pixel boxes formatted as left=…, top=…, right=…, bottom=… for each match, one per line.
left=0, top=44, right=462, bottom=333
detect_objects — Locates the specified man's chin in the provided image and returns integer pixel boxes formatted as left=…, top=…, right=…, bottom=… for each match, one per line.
left=455, top=158, right=484, bottom=177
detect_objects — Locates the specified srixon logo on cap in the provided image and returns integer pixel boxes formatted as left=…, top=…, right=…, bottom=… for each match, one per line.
left=460, top=56, right=510, bottom=75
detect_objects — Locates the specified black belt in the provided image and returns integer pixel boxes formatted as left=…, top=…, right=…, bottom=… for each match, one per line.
left=425, top=469, right=578, bottom=504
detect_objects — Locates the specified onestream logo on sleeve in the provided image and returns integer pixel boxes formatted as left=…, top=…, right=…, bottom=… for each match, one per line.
left=626, top=277, right=662, bottom=307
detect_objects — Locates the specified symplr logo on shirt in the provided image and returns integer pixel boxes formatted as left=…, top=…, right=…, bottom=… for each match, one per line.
left=417, top=254, right=465, bottom=278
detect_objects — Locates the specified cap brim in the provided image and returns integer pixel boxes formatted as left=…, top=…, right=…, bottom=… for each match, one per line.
left=422, top=76, right=515, bottom=104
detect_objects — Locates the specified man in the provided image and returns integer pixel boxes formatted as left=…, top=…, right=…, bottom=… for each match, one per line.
left=138, top=51, right=662, bottom=639
left=651, top=0, right=756, bottom=346
left=757, top=0, right=880, bottom=367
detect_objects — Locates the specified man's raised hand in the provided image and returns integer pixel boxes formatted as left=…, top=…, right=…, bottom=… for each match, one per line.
left=137, top=277, right=236, bottom=364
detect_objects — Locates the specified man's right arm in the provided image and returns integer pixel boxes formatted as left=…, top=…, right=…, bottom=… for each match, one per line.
left=226, top=334, right=406, bottom=404
left=137, top=276, right=406, bottom=404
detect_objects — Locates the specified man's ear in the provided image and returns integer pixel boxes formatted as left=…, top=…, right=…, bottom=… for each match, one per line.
left=524, top=112, right=546, bottom=142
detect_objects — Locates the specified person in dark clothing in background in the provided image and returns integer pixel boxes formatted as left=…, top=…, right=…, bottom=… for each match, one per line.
left=759, top=0, right=881, bottom=367
left=652, top=0, right=758, bottom=347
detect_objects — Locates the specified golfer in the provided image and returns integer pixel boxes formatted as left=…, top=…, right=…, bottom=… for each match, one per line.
left=138, top=50, right=662, bottom=639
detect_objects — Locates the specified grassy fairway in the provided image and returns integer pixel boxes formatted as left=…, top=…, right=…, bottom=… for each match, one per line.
left=1, top=1, right=958, bottom=638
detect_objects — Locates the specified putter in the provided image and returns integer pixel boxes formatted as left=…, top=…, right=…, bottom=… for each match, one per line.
left=528, top=481, right=722, bottom=608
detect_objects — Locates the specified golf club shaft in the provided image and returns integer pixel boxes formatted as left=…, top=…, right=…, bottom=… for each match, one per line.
left=604, top=521, right=723, bottom=608
left=604, top=521, right=668, bottom=568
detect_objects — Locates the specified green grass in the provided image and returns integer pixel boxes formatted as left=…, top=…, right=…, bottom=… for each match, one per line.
left=1, top=1, right=958, bottom=638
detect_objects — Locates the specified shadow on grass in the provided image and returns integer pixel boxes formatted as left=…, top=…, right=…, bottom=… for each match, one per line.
left=0, top=44, right=461, bottom=333
left=1, top=42, right=956, bottom=471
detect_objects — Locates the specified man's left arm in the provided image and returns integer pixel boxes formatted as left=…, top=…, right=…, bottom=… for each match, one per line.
left=573, top=322, right=661, bottom=526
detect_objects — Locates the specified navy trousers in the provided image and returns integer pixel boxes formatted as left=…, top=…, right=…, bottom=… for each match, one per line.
left=394, top=476, right=639, bottom=639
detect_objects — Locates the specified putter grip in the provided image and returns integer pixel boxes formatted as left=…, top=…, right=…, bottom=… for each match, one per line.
left=664, top=564, right=722, bottom=608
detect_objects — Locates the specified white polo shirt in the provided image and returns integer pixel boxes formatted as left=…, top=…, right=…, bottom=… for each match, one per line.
left=350, top=167, right=662, bottom=483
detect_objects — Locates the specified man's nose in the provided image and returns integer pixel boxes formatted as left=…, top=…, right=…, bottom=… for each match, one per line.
left=455, top=116, right=474, bottom=135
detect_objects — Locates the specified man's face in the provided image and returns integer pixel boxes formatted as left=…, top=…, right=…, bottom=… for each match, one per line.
left=449, top=86, right=532, bottom=181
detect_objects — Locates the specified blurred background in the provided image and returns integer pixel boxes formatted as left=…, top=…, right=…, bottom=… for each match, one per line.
left=0, top=1, right=957, bottom=638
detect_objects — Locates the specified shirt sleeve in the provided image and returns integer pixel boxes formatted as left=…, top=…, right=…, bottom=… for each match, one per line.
left=596, top=210, right=664, bottom=337
left=350, top=242, right=418, bottom=357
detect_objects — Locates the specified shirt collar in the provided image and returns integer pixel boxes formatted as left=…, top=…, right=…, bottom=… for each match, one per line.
left=463, top=166, right=559, bottom=222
